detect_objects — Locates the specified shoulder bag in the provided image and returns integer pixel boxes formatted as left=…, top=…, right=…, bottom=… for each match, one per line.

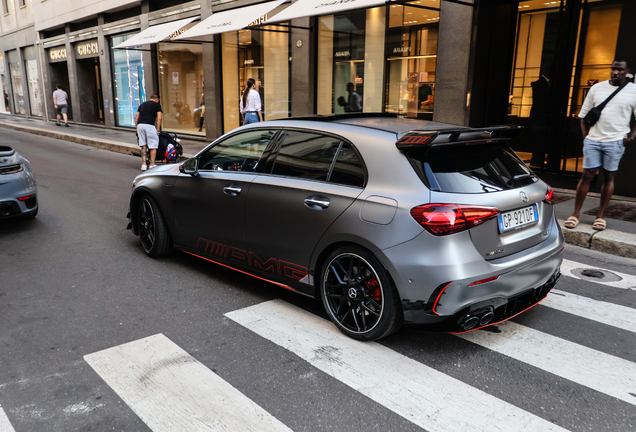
left=584, top=80, right=630, bottom=126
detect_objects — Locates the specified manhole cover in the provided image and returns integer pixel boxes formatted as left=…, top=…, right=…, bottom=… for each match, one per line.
left=571, top=268, right=623, bottom=282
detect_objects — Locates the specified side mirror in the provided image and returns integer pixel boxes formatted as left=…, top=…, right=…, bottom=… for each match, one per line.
left=180, top=158, right=199, bottom=176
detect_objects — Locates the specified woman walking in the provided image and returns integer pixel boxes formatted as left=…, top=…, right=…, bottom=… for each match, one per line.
left=239, top=78, right=263, bottom=125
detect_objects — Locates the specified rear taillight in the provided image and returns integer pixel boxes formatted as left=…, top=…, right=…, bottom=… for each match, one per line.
left=544, top=185, right=554, bottom=205
left=410, top=204, right=500, bottom=236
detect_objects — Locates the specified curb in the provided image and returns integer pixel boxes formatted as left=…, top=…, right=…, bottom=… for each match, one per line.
left=0, top=121, right=195, bottom=160
left=558, top=219, right=636, bottom=259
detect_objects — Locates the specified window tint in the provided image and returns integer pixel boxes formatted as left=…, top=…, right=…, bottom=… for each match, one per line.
left=272, top=131, right=342, bottom=181
left=330, top=143, right=365, bottom=187
left=407, top=143, right=535, bottom=193
left=199, top=129, right=277, bottom=172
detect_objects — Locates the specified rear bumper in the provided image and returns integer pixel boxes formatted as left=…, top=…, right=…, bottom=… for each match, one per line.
left=0, top=195, right=37, bottom=218
left=402, top=268, right=561, bottom=332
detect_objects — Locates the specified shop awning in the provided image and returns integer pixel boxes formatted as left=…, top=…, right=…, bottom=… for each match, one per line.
left=172, top=0, right=286, bottom=40
left=268, top=0, right=388, bottom=23
left=113, top=17, right=198, bottom=49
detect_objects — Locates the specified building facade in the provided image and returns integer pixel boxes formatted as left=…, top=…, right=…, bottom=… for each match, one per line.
left=0, top=0, right=634, bottom=196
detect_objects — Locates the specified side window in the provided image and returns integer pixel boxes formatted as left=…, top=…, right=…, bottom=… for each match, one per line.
left=198, top=129, right=277, bottom=172
left=330, top=143, right=365, bottom=187
left=271, top=131, right=341, bottom=181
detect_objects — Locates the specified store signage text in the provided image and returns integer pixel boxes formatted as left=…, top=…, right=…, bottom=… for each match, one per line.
left=244, top=59, right=254, bottom=65
left=335, top=50, right=350, bottom=58
left=49, top=48, right=67, bottom=61
left=207, top=21, right=232, bottom=30
left=76, top=42, right=99, bottom=56
left=169, top=27, right=187, bottom=39
left=393, top=46, right=411, bottom=54
left=247, top=14, right=268, bottom=27
left=315, top=0, right=357, bottom=9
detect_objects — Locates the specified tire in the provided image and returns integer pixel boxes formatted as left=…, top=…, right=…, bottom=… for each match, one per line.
left=137, top=194, right=171, bottom=257
left=320, top=246, right=403, bottom=341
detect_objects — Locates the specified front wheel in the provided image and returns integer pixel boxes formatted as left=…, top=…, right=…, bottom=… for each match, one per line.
left=137, top=194, right=171, bottom=257
left=320, top=247, right=403, bottom=341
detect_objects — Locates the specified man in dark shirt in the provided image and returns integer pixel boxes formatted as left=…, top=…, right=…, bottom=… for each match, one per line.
left=135, top=93, right=163, bottom=170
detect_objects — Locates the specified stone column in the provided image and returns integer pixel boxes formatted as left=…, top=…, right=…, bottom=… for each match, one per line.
left=201, top=1, right=223, bottom=140
left=16, top=47, right=32, bottom=117
left=433, top=0, right=475, bottom=126
left=65, top=24, right=82, bottom=123
left=97, top=14, right=116, bottom=127
left=290, top=17, right=314, bottom=116
left=140, top=0, right=156, bottom=98
left=37, top=36, right=54, bottom=121
left=3, top=52, right=15, bottom=115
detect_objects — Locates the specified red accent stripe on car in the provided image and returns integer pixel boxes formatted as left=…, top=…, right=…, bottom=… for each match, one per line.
left=432, top=282, right=452, bottom=316
left=183, top=250, right=297, bottom=292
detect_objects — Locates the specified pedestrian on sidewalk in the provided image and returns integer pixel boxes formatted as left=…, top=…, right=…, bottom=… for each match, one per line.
left=53, top=84, right=69, bottom=127
left=565, top=58, right=636, bottom=231
left=239, top=78, right=262, bottom=125
left=135, top=93, right=163, bottom=171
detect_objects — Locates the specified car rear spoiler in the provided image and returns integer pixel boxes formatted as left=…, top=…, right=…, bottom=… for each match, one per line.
left=395, top=125, right=523, bottom=151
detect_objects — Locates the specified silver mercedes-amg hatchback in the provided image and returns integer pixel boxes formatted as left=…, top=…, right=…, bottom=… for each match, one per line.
left=127, top=114, right=563, bottom=341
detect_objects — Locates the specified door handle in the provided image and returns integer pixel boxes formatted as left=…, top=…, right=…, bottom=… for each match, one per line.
left=223, top=185, right=242, bottom=196
left=304, top=196, right=330, bottom=210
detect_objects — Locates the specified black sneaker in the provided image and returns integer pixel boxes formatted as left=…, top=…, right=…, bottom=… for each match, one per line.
left=55, top=122, right=61, bottom=126
left=65, top=123, right=70, bottom=127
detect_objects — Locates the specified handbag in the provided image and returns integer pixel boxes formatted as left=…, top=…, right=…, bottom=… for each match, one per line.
left=584, top=80, right=629, bottom=126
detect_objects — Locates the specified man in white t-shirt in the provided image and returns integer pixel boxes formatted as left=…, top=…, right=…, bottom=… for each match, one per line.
left=53, top=84, right=69, bottom=127
left=565, top=59, right=636, bottom=231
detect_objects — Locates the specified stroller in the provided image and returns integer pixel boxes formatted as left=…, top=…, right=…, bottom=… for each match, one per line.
left=138, top=131, right=184, bottom=165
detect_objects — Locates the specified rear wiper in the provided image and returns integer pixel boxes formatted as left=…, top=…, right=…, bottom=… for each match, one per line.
left=508, top=173, right=535, bottom=184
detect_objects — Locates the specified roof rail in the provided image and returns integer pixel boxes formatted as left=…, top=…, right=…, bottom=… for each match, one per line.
left=396, top=125, right=523, bottom=151
left=286, top=112, right=399, bottom=122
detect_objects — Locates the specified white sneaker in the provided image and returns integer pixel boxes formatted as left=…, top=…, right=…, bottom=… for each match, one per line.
left=141, top=164, right=147, bottom=171
left=149, top=165, right=157, bottom=169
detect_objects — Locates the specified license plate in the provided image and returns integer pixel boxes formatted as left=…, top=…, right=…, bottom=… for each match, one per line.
left=498, top=204, right=538, bottom=232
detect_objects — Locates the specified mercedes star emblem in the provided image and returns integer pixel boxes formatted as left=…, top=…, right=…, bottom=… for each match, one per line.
left=520, top=191, right=529, bottom=203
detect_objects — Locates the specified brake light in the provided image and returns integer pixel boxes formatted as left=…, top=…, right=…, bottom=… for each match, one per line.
left=410, top=204, right=500, bottom=236
left=17, top=194, right=35, bottom=201
left=544, top=185, right=554, bottom=205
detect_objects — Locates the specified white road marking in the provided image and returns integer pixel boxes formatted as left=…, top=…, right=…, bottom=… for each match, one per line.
left=84, top=333, right=292, bottom=432
left=561, top=259, right=636, bottom=290
left=458, top=321, right=636, bottom=406
left=226, top=299, right=567, bottom=432
left=544, top=289, right=636, bottom=333
left=0, top=405, right=16, bottom=432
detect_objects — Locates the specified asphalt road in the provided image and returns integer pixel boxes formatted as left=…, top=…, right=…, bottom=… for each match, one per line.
left=1, top=128, right=635, bottom=431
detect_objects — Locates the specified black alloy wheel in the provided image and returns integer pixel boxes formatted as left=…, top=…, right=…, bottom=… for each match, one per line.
left=137, top=194, right=171, bottom=257
left=321, top=247, right=403, bottom=341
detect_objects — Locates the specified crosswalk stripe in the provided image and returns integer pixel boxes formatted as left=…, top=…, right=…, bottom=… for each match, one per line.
left=458, top=321, right=636, bottom=406
left=84, top=333, right=292, bottom=432
left=561, top=259, right=636, bottom=290
left=0, top=405, right=16, bottom=432
left=544, top=289, right=636, bottom=333
left=226, top=299, right=568, bottom=432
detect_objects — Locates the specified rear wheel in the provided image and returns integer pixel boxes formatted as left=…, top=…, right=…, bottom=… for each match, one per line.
left=320, top=247, right=403, bottom=341
left=137, top=194, right=171, bottom=257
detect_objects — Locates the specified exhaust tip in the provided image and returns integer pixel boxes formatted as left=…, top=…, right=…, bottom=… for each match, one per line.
left=461, top=316, right=479, bottom=331
left=479, top=312, right=494, bottom=326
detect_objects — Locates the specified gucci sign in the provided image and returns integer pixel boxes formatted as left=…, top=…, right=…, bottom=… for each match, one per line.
left=49, top=47, right=67, bottom=61
left=76, top=42, right=99, bottom=57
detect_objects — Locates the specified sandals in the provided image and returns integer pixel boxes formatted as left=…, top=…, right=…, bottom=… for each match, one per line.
left=593, top=218, right=607, bottom=231
left=564, top=216, right=579, bottom=229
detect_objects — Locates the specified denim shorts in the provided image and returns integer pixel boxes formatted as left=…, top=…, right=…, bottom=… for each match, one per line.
left=582, top=138, right=626, bottom=172
left=244, top=112, right=259, bottom=125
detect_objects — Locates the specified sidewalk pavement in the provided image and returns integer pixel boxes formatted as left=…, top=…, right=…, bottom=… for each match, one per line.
left=3, top=114, right=636, bottom=259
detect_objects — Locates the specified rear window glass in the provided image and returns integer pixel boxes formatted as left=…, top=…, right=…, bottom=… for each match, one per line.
left=406, top=143, right=535, bottom=193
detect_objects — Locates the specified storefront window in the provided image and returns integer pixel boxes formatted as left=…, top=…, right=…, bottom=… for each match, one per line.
left=112, top=34, right=146, bottom=127
left=0, top=53, right=9, bottom=114
left=222, top=25, right=290, bottom=132
left=385, top=3, right=438, bottom=119
left=25, top=59, right=43, bottom=117
left=157, top=42, right=204, bottom=136
left=9, top=62, right=26, bottom=115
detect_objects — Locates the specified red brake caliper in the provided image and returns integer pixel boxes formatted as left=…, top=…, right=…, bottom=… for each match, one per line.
left=366, top=278, right=381, bottom=302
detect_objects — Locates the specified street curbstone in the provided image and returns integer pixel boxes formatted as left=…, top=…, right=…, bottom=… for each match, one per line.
left=557, top=219, right=595, bottom=248
left=590, top=228, right=636, bottom=259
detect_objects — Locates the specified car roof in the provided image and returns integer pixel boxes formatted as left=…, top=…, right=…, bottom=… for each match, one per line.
left=265, top=114, right=469, bottom=136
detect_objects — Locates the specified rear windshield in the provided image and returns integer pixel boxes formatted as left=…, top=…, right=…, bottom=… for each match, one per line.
left=406, top=143, right=536, bottom=193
